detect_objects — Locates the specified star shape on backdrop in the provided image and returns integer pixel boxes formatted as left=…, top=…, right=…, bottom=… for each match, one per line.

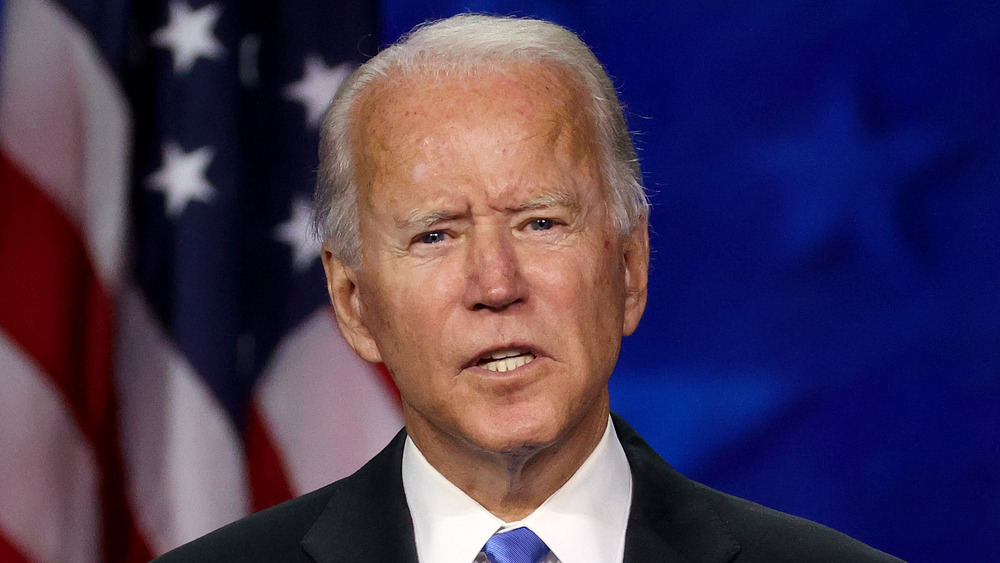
left=151, top=0, right=225, bottom=74
left=146, top=141, right=217, bottom=217
left=273, top=196, right=322, bottom=271
left=746, top=79, right=940, bottom=264
left=284, top=55, right=354, bottom=128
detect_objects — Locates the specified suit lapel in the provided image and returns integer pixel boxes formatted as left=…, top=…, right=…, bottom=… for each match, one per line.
left=614, top=414, right=741, bottom=563
left=300, top=429, right=419, bottom=563
left=297, top=415, right=739, bottom=563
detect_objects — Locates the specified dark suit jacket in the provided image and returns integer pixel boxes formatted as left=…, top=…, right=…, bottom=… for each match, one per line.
left=155, top=414, right=903, bottom=562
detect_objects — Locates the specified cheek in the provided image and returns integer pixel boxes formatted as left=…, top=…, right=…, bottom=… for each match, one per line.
left=574, top=246, right=628, bottom=341
left=356, top=271, right=414, bottom=357
left=361, top=263, right=460, bottom=363
left=534, top=247, right=621, bottom=321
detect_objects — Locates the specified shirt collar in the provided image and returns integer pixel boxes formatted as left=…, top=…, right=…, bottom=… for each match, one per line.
left=402, top=416, right=632, bottom=563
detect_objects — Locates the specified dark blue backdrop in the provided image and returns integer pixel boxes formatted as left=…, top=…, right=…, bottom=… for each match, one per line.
left=382, top=2, right=1000, bottom=561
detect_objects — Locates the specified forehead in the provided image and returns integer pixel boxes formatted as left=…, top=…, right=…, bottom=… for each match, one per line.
left=350, top=62, right=599, bottom=191
left=358, top=60, right=587, bottom=128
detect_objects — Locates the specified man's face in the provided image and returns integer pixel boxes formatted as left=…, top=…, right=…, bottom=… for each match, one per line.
left=323, top=64, right=647, bottom=460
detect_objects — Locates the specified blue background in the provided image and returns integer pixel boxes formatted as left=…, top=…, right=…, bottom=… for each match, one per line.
left=382, top=2, right=999, bottom=560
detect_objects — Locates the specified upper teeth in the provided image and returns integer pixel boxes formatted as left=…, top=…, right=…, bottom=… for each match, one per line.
left=487, top=350, right=523, bottom=360
left=481, top=353, right=535, bottom=372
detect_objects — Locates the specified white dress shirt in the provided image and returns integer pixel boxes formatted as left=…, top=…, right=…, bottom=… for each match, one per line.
left=401, top=416, right=632, bottom=563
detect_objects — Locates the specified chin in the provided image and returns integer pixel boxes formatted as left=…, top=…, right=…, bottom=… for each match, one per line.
left=465, top=405, right=567, bottom=455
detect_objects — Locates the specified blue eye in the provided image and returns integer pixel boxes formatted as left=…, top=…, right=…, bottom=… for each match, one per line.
left=529, top=218, right=554, bottom=231
left=419, top=231, right=447, bottom=244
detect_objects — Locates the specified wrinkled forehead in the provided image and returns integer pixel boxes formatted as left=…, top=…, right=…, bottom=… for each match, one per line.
left=350, top=61, right=599, bottom=180
left=367, top=60, right=582, bottom=111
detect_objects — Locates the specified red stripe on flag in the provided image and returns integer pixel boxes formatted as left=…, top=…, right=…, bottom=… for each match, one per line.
left=321, top=308, right=401, bottom=407
left=244, top=402, right=295, bottom=512
left=374, top=362, right=402, bottom=407
left=0, top=530, right=32, bottom=563
left=0, top=153, right=151, bottom=562
left=327, top=306, right=403, bottom=406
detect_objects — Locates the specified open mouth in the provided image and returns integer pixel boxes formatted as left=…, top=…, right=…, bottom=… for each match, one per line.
left=477, top=349, right=537, bottom=372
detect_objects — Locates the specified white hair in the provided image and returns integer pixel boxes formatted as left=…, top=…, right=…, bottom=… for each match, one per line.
left=314, top=13, right=649, bottom=267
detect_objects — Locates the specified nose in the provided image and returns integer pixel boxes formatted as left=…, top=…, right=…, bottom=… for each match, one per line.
left=463, top=226, right=526, bottom=311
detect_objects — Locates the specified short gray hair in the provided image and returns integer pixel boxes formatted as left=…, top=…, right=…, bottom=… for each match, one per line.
left=314, top=13, right=648, bottom=267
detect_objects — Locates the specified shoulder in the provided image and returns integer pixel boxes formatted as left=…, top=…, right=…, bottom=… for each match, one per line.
left=692, top=482, right=904, bottom=562
left=152, top=482, right=339, bottom=562
left=611, top=413, right=903, bottom=562
left=153, top=429, right=409, bottom=562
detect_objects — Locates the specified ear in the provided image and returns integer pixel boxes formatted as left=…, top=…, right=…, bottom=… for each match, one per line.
left=321, top=243, right=384, bottom=364
left=621, top=220, right=649, bottom=337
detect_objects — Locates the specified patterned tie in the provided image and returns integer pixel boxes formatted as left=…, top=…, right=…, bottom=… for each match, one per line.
left=482, top=527, right=550, bottom=563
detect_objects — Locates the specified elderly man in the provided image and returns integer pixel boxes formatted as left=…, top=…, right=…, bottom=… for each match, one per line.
left=157, top=14, right=901, bottom=563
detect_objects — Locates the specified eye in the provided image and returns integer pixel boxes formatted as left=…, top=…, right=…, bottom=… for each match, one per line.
left=527, top=218, right=554, bottom=231
left=418, top=230, right=448, bottom=244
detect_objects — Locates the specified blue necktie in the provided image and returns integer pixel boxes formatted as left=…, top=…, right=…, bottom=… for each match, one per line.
left=482, top=527, right=550, bottom=563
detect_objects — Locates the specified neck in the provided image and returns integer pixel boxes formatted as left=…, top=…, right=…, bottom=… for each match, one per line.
left=406, top=405, right=609, bottom=522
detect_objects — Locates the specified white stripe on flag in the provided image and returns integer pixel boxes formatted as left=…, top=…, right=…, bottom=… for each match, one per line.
left=257, top=308, right=403, bottom=495
left=0, top=0, right=130, bottom=288
left=0, top=333, right=101, bottom=563
left=0, top=0, right=131, bottom=560
left=116, top=287, right=251, bottom=556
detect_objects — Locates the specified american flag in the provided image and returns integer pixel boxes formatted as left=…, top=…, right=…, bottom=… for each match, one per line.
left=0, top=0, right=402, bottom=561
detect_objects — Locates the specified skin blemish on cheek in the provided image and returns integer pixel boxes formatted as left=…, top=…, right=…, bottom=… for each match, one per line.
left=412, top=162, right=428, bottom=182
left=604, top=239, right=611, bottom=249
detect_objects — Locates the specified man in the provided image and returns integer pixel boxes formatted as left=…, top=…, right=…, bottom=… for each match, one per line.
left=157, top=14, right=902, bottom=562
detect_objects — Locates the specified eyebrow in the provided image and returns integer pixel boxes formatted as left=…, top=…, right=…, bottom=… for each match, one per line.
left=396, top=190, right=583, bottom=231
left=511, top=191, right=581, bottom=214
left=397, top=208, right=468, bottom=231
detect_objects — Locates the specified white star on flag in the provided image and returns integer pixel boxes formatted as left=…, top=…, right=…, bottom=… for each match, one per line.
left=274, top=196, right=322, bottom=271
left=152, top=0, right=225, bottom=74
left=146, top=142, right=217, bottom=217
left=284, top=55, right=353, bottom=127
